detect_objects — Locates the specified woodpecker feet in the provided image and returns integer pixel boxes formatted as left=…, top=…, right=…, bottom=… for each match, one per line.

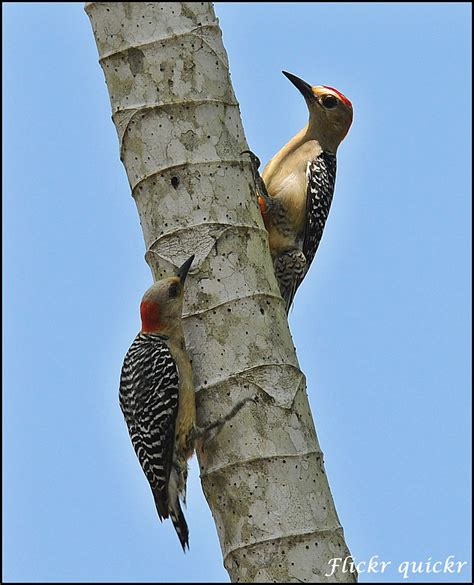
left=241, top=149, right=261, bottom=170
left=242, top=150, right=273, bottom=212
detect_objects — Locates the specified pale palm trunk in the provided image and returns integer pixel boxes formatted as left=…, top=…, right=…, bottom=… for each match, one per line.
left=85, top=2, right=356, bottom=582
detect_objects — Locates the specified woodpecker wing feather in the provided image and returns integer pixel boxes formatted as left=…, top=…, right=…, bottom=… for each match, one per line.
left=119, top=333, right=180, bottom=520
left=279, top=153, right=337, bottom=310
left=302, top=152, right=337, bottom=269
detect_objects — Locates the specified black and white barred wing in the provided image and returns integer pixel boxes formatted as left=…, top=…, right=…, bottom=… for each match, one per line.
left=119, top=333, right=179, bottom=520
left=302, top=152, right=337, bottom=271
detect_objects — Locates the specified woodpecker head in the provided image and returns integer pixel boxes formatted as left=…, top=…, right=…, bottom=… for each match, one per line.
left=140, top=255, right=194, bottom=335
left=282, top=70, right=353, bottom=152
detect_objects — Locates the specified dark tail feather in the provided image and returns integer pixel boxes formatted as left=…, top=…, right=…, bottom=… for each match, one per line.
left=152, top=485, right=188, bottom=551
left=285, top=280, right=297, bottom=314
left=169, top=502, right=189, bottom=551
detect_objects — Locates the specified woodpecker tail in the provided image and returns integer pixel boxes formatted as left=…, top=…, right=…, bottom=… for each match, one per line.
left=151, top=471, right=189, bottom=550
left=167, top=465, right=189, bottom=551
left=169, top=500, right=189, bottom=551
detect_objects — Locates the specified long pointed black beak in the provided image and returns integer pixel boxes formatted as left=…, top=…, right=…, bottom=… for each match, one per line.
left=176, top=255, right=195, bottom=283
left=282, top=70, right=315, bottom=101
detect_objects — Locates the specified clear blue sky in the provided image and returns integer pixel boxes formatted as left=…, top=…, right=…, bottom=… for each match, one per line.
left=3, top=2, right=471, bottom=583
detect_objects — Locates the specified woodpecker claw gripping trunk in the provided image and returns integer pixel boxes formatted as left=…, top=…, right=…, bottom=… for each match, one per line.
left=86, top=2, right=356, bottom=581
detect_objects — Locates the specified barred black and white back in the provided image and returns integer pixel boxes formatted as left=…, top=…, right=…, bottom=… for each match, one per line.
left=119, top=332, right=189, bottom=550
left=302, top=152, right=337, bottom=271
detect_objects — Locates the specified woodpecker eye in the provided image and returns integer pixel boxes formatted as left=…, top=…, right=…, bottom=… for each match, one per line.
left=168, top=283, right=180, bottom=299
left=322, top=95, right=338, bottom=109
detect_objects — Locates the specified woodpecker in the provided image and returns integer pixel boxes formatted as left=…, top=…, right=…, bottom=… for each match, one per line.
left=246, top=71, right=353, bottom=312
left=119, top=255, right=252, bottom=550
left=119, top=255, right=196, bottom=550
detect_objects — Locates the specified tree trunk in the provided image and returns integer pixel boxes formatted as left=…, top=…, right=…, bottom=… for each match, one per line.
left=85, top=2, right=356, bottom=582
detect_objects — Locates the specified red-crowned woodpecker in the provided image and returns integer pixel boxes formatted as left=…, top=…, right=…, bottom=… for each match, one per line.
left=119, top=255, right=251, bottom=550
left=246, top=71, right=353, bottom=312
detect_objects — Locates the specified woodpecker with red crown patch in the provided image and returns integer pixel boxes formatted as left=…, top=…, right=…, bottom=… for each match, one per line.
left=119, top=255, right=252, bottom=550
left=245, top=71, right=353, bottom=312
left=119, top=255, right=196, bottom=550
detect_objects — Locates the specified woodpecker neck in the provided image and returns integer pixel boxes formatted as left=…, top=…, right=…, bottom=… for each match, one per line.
left=140, top=300, right=163, bottom=333
left=305, top=116, right=340, bottom=154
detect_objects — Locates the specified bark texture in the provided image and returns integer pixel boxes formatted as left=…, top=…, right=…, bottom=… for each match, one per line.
left=85, top=2, right=356, bottom=582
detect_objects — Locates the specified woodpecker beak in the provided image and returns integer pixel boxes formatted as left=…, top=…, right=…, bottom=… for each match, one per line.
left=176, top=255, right=195, bottom=283
left=282, top=71, right=315, bottom=102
